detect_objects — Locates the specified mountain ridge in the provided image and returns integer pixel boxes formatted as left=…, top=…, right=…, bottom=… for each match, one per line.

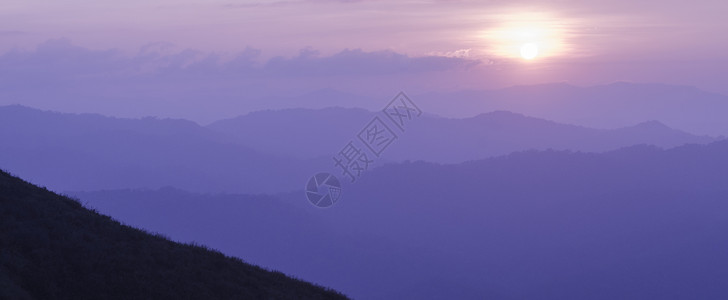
left=209, top=106, right=717, bottom=163
left=0, top=104, right=718, bottom=193
left=69, top=139, right=728, bottom=299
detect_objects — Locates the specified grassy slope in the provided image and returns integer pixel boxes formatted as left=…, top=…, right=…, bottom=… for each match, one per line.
left=0, top=169, right=348, bottom=300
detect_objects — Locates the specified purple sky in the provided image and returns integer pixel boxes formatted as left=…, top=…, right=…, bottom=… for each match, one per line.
left=1, top=0, right=727, bottom=121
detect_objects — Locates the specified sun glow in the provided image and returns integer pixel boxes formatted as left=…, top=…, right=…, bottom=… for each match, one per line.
left=520, top=43, right=539, bottom=60
left=478, top=11, right=568, bottom=61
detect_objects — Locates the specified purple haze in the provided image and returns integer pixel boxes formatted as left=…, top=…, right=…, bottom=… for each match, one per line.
left=2, top=0, right=728, bottom=299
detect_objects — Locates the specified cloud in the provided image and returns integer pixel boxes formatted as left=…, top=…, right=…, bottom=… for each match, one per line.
left=0, top=39, right=483, bottom=122
left=262, top=48, right=479, bottom=77
left=0, top=39, right=479, bottom=81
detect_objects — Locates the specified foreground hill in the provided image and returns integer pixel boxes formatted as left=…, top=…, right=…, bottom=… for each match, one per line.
left=0, top=169, right=347, bottom=299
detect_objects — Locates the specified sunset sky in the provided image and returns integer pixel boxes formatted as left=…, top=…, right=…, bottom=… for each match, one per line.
left=3, top=3, right=728, bottom=297
left=1, top=0, right=727, bottom=120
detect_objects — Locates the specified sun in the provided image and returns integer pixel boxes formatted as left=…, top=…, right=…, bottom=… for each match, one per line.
left=520, top=43, right=539, bottom=60
left=477, top=11, right=568, bottom=61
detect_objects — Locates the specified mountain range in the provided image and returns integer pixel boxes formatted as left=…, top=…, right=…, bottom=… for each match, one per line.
left=0, top=105, right=322, bottom=194
left=71, top=140, right=728, bottom=299
left=209, top=107, right=715, bottom=163
left=0, top=104, right=717, bottom=194
left=413, top=82, right=728, bottom=136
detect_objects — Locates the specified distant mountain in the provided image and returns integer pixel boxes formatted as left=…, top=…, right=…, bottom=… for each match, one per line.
left=71, top=141, right=728, bottom=299
left=208, top=107, right=716, bottom=163
left=0, top=169, right=346, bottom=299
left=318, top=140, right=728, bottom=299
left=252, top=88, right=377, bottom=112
left=71, top=188, right=499, bottom=300
left=207, top=107, right=374, bottom=159
left=0, top=104, right=717, bottom=194
left=0, top=105, right=324, bottom=194
left=413, top=82, right=728, bottom=136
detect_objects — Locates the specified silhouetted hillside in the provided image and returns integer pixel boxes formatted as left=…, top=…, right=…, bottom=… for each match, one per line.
left=0, top=169, right=347, bottom=300
left=70, top=187, right=496, bottom=300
